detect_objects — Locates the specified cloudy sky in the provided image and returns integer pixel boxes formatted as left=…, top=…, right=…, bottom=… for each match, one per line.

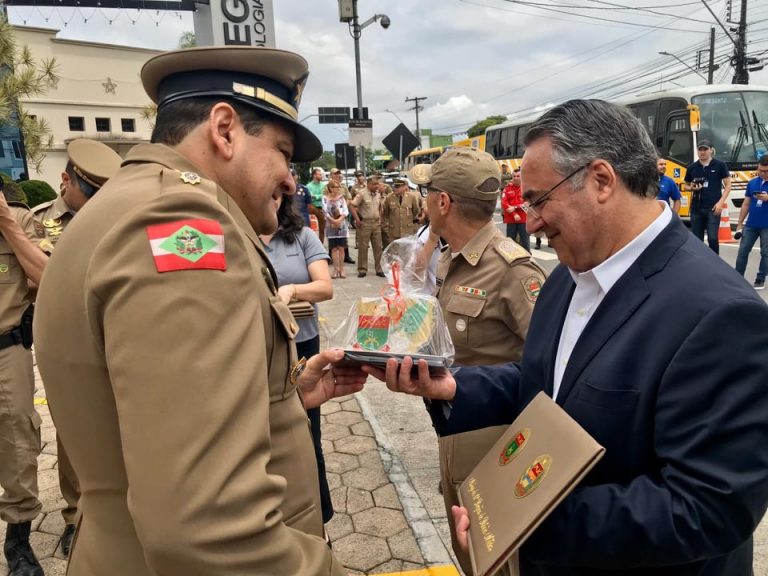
left=8, top=0, right=768, bottom=150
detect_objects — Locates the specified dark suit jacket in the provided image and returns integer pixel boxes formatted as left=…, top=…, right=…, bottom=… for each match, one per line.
left=432, top=217, right=768, bottom=575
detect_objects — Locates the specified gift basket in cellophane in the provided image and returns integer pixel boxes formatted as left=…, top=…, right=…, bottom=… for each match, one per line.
left=331, top=237, right=454, bottom=370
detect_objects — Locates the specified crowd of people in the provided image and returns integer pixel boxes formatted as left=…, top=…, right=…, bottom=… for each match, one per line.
left=0, top=42, right=766, bottom=576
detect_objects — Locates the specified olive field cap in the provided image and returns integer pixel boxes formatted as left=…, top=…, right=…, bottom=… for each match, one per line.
left=408, top=148, right=500, bottom=200
left=330, top=168, right=341, bottom=174
left=141, top=47, right=322, bottom=162
left=697, top=140, right=712, bottom=149
left=67, top=139, right=122, bottom=188
left=354, top=170, right=364, bottom=177
left=367, top=174, right=381, bottom=182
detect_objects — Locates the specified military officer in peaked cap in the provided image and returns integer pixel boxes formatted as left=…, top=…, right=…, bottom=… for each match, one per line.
left=410, top=148, right=546, bottom=575
left=33, top=47, right=365, bottom=576
left=31, top=138, right=122, bottom=557
left=381, top=177, right=421, bottom=245
left=33, top=139, right=122, bottom=250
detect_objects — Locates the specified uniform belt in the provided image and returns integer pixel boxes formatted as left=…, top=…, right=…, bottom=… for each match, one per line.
left=0, top=327, right=23, bottom=350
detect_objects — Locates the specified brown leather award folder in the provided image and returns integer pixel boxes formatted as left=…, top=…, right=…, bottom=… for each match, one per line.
left=458, top=391, right=605, bottom=576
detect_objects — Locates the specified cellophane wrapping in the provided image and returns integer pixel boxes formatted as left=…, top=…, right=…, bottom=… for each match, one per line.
left=330, top=237, right=455, bottom=364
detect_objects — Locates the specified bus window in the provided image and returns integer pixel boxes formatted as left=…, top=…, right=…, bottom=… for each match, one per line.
left=657, top=99, right=687, bottom=151
left=515, top=124, right=530, bottom=158
left=629, top=101, right=659, bottom=141
left=665, top=113, right=693, bottom=166
left=486, top=129, right=500, bottom=158
left=500, top=127, right=516, bottom=159
left=692, top=92, right=754, bottom=164
left=743, top=91, right=768, bottom=160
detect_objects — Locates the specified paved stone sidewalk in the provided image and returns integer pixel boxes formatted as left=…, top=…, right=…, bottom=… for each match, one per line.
left=1, top=358, right=450, bottom=576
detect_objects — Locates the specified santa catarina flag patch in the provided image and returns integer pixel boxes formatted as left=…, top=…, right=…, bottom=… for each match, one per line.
left=146, top=219, right=226, bottom=273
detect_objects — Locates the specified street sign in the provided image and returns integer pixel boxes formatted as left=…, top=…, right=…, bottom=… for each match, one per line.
left=349, top=119, right=373, bottom=147
left=193, top=0, right=276, bottom=48
left=382, top=123, right=420, bottom=166
left=352, top=107, right=370, bottom=120
left=335, top=143, right=357, bottom=170
left=319, top=107, right=351, bottom=124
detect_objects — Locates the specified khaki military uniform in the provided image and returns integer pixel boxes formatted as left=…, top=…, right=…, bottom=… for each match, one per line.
left=0, top=204, right=47, bottom=525
left=32, top=195, right=75, bottom=250
left=34, top=144, right=343, bottom=576
left=436, top=221, right=546, bottom=575
left=382, top=191, right=421, bottom=246
left=32, top=195, right=81, bottom=525
left=350, top=182, right=366, bottom=199
left=350, top=188, right=383, bottom=274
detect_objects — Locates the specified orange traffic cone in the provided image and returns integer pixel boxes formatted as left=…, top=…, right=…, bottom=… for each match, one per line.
left=309, top=214, right=319, bottom=235
left=718, top=204, right=736, bottom=244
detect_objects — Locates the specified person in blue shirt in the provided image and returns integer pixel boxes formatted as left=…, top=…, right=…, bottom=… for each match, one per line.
left=684, top=140, right=731, bottom=254
left=735, top=155, right=768, bottom=290
left=656, top=158, right=681, bottom=213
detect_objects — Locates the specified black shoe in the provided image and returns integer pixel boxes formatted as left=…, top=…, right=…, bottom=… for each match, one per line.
left=344, top=257, right=356, bottom=264
left=438, top=480, right=443, bottom=495
left=4, top=522, right=44, bottom=576
left=755, top=279, right=765, bottom=291
left=60, top=524, right=76, bottom=557
left=376, top=272, right=386, bottom=278
left=358, top=272, right=367, bottom=278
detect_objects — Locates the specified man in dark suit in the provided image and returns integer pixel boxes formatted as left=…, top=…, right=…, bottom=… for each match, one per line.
left=367, top=99, right=768, bottom=575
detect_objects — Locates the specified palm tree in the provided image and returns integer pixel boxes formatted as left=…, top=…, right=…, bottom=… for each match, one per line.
left=0, top=15, right=59, bottom=173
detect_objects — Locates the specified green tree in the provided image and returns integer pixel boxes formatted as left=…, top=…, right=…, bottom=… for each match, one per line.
left=178, top=31, right=197, bottom=49
left=0, top=15, right=59, bottom=173
left=467, top=115, right=507, bottom=138
left=1, top=172, right=28, bottom=204
left=20, top=179, right=56, bottom=208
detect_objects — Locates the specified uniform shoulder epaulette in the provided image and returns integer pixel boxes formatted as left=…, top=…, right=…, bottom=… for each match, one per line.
left=31, top=199, right=55, bottom=214
left=494, top=236, right=531, bottom=265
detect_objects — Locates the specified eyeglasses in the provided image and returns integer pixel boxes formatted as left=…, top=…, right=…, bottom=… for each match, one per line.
left=521, top=162, right=591, bottom=219
left=419, top=184, right=443, bottom=197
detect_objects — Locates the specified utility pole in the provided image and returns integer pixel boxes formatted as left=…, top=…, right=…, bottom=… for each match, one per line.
left=708, top=27, right=716, bottom=84
left=405, top=96, right=427, bottom=144
left=732, top=0, right=749, bottom=84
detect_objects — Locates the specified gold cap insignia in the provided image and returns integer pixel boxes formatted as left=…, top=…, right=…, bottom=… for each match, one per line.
left=180, top=172, right=201, bottom=185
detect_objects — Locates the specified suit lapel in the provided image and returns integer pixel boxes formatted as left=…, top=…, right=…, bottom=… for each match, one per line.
left=555, top=265, right=649, bottom=405
left=553, top=216, right=688, bottom=405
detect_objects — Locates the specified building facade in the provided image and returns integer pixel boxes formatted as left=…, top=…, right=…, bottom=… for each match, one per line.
left=12, top=26, right=159, bottom=189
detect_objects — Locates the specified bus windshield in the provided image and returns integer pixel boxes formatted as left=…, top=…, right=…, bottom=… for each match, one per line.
left=692, top=91, right=768, bottom=165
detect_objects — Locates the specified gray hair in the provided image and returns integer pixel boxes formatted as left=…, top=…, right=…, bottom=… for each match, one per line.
left=451, top=195, right=497, bottom=222
left=524, top=99, right=658, bottom=198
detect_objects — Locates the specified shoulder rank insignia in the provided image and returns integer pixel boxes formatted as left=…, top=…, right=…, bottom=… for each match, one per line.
left=522, top=275, right=542, bottom=302
left=496, top=238, right=529, bottom=263
left=146, top=219, right=226, bottom=273
left=180, top=171, right=202, bottom=185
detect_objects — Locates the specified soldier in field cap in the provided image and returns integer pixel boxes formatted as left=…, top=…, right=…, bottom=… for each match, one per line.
left=410, top=147, right=546, bottom=575
left=31, top=138, right=122, bottom=558
left=33, top=47, right=366, bottom=576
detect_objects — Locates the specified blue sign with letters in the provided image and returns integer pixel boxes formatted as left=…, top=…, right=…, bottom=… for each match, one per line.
left=673, top=168, right=681, bottom=178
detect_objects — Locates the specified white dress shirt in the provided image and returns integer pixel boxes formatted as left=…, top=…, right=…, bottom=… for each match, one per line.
left=553, top=204, right=672, bottom=400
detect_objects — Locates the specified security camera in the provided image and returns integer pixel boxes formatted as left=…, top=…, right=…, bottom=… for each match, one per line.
left=380, top=15, right=391, bottom=29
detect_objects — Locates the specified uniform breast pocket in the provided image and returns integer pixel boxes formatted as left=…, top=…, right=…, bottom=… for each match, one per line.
left=268, top=296, right=299, bottom=398
left=0, top=254, right=17, bottom=285
left=574, top=381, right=639, bottom=411
left=445, top=293, right=486, bottom=347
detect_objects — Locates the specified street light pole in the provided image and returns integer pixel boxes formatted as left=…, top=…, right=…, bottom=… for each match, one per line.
left=659, top=51, right=708, bottom=82
left=346, top=0, right=390, bottom=175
